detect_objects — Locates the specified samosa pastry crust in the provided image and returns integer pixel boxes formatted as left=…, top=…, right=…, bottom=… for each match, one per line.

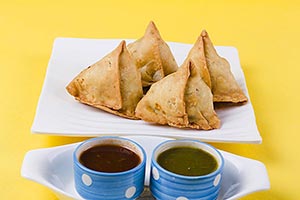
left=136, top=60, right=220, bottom=130
left=135, top=62, right=189, bottom=128
left=185, top=61, right=220, bottom=130
left=128, top=21, right=178, bottom=87
left=183, top=35, right=211, bottom=89
left=66, top=41, right=143, bottom=119
left=201, top=30, right=248, bottom=103
left=66, top=43, right=122, bottom=110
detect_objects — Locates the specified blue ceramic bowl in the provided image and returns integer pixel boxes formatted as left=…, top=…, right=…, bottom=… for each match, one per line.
left=73, top=137, right=146, bottom=200
left=150, top=140, right=224, bottom=200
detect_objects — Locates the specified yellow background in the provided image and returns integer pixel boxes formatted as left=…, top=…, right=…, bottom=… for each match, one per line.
left=1, top=0, right=299, bottom=199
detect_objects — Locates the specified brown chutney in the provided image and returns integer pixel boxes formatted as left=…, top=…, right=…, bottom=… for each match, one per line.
left=79, top=144, right=141, bottom=173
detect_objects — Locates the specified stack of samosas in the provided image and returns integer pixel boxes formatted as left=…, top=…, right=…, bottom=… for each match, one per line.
left=66, top=21, right=247, bottom=130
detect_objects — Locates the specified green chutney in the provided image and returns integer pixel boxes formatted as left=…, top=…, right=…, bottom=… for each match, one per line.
left=157, top=146, right=218, bottom=176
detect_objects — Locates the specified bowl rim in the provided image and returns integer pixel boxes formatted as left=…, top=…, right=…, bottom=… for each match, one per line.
left=151, top=139, right=224, bottom=180
left=73, top=136, right=147, bottom=176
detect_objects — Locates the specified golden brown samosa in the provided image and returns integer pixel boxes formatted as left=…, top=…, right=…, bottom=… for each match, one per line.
left=185, top=61, right=220, bottom=129
left=66, top=40, right=143, bottom=119
left=127, top=21, right=178, bottom=87
left=201, top=30, right=248, bottom=103
left=183, top=35, right=211, bottom=88
left=135, top=61, right=189, bottom=128
left=135, top=59, right=220, bottom=130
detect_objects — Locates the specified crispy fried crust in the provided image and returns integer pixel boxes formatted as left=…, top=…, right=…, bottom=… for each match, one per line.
left=185, top=61, right=220, bottom=130
left=201, top=30, right=248, bottom=103
left=127, top=21, right=178, bottom=87
left=66, top=25, right=246, bottom=128
left=135, top=61, right=189, bottom=128
left=136, top=59, right=220, bottom=130
left=183, top=35, right=211, bottom=89
left=66, top=42, right=123, bottom=110
left=66, top=41, right=143, bottom=119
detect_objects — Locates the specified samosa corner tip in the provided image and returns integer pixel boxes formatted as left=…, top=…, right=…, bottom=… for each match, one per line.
left=149, top=20, right=155, bottom=25
left=145, top=21, right=161, bottom=36
left=148, top=20, right=157, bottom=28
left=201, top=29, right=208, bottom=37
left=119, top=40, right=126, bottom=48
left=115, top=40, right=127, bottom=53
left=193, top=34, right=204, bottom=47
left=121, top=40, right=126, bottom=45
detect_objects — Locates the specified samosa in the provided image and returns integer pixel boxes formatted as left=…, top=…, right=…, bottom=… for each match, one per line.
left=182, top=35, right=211, bottom=88
left=66, top=40, right=143, bottom=119
left=180, top=37, right=220, bottom=129
left=127, top=21, right=178, bottom=87
left=201, top=30, right=248, bottom=103
left=135, top=59, right=220, bottom=130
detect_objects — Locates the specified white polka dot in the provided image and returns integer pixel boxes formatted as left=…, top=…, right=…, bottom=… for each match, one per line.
left=125, top=186, right=136, bottom=198
left=152, top=167, right=160, bottom=180
left=82, top=174, right=92, bottom=186
left=213, top=174, right=221, bottom=186
left=176, top=197, right=188, bottom=200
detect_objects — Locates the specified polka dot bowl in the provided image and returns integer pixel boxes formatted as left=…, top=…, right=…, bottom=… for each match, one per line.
left=150, top=139, right=224, bottom=200
left=73, top=137, right=146, bottom=200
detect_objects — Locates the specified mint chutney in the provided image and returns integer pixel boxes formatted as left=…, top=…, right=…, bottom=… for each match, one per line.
left=157, top=147, right=218, bottom=176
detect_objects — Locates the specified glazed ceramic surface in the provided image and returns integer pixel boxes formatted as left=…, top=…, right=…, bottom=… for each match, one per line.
left=150, top=140, right=224, bottom=200
left=73, top=137, right=146, bottom=200
left=21, top=136, right=270, bottom=200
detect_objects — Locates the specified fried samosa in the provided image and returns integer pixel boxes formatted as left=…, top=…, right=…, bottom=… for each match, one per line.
left=66, top=40, right=143, bottom=119
left=183, top=35, right=211, bottom=88
left=135, top=59, right=220, bottom=130
left=127, top=21, right=178, bottom=87
left=180, top=37, right=220, bottom=129
left=201, top=30, right=248, bottom=103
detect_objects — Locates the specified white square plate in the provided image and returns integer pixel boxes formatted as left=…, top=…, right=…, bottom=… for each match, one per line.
left=31, top=38, right=261, bottom=143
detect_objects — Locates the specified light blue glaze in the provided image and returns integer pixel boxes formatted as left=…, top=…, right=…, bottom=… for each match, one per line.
left=73, top=137, right=146, bottom=200
left=150, top=139, right=224, bottom=200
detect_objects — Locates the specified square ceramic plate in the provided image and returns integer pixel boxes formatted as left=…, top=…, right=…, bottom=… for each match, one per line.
left=31, top=38, right=261, bottom=143
left=21, top=136, right=270, bottom=200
